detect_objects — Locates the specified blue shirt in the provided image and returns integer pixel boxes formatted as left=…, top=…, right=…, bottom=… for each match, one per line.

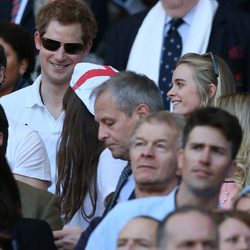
left=86, top=188, right=178, bottom=250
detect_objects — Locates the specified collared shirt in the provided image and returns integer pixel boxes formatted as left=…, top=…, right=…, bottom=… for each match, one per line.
left=0, top=75, right=64, bottom=193
left=164, top=3, right=197, bottom=44
left=86, top=188, right=178, bottom=250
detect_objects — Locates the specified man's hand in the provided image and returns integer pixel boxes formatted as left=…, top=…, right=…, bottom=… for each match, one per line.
left=53, top=225, right=83, bottom=250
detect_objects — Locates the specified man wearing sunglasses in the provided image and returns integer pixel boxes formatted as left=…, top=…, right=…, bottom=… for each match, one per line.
left=0, top=0, right=97, bottom=193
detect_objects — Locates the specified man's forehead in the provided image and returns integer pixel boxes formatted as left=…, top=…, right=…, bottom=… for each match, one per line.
left=186, top=126, right=230, bottom=145
left=135, top=122, right=177, bottom=140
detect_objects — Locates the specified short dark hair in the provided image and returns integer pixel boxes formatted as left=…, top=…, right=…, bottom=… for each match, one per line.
left=182, top=107, right=242, bottom=159
left=0, top=44, right=7, bottom=69
left=157, top=206, right=218, bottom=249
left=0, top=104, right=9, bottom=155
left=0, top=22, right=35, bottom=78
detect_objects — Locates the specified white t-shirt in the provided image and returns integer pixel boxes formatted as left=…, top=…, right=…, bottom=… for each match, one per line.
left=6, top=118, right=51, bottom=184
left=0, top=75, right=64, bottom=193
left=68, top=148, right=127, bottom=229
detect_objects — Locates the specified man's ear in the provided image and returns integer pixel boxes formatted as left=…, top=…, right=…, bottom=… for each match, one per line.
left=177, top=149, right=184, bottom=173
left=0, top=132, right=3, bottom=146
left=208, top=83, right=217, bottom=98
left=0, top=66, right=6, bottom=84
left=34, top=31, right=41, bottom=50
left=134, top=104, right=150, bottom=118
left=18, top=58, right=29, bottom=76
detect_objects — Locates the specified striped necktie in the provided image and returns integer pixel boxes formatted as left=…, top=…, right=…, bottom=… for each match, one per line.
left=10, top=0, right=21, bottom=23
left=103, top=164, right=132, bottom=215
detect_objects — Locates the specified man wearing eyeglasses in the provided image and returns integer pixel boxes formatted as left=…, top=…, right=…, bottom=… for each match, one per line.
left=0, top=0, right=97, bottom=193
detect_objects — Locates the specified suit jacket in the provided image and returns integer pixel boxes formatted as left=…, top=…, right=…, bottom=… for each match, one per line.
left=104, top=2, right=250, bottom=92
left=12, top=217, right=57, bottom=250
left=17, top=181, right=63, bottom=230
left=0, top=0, right=35, bottom=35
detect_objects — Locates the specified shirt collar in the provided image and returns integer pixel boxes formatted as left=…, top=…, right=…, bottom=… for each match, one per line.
left=25, top=75, right=45, bottom=108
left=164, top=2, right=197, bottom=27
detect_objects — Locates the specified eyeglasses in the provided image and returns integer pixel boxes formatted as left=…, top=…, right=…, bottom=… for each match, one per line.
left=41, top=37, right=84, bottom=55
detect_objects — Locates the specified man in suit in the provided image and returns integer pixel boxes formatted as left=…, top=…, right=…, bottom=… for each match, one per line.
left=104, top=0, right=250, bottom=93
left=0, top=0, right=35, bottom=36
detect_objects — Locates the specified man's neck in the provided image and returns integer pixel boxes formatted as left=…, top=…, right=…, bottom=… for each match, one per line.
left=176, top=184, right=220, bottom=209
left=135, top=179, right=178, bottom=199
left=163, top=0, right=199, bottom=19
left=40, top=80, right=68, bottom=119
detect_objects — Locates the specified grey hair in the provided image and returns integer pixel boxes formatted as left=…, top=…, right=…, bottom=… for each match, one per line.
left=91, top=71, right=164, bottom=116
left=130, top=111, right=185, bottom=150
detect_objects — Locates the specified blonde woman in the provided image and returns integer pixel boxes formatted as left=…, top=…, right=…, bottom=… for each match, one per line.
left=168, top=52, right=236, bottom=118
left=216, top=93, right=250, bottom=208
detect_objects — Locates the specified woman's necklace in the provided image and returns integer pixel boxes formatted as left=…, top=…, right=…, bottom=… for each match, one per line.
left=222, top=183, right=230, bottom=204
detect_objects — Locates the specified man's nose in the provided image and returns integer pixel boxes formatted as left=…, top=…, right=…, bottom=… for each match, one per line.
left=98, top=124, right=108, bottom=141
left=198, top=148, right=211, bottom=165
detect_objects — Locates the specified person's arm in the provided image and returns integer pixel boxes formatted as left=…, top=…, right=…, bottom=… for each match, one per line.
left=14, top=173, right=48, bottom=190
left=41, top=193, right=63, bottom=231
left=7, top=119, right=52, bottom=190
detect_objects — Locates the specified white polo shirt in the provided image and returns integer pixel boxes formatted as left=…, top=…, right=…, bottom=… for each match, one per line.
left=1, top=75, right=64, bottom=193
left=7, top=118, right=51, bottom=185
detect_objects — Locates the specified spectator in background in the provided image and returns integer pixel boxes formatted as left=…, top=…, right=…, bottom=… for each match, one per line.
left=74, top=71, right=164, bottom=250
left=117, top=216, right=159, bottom=250
left=157, top=206, right=219, bottom=250
left=86, top=107, right=242, bottom=250
left=104, top=0, right=250, bottom=97
left=0, top=102, right=62, bottom=232
left=233, top=186, right=250, bottom=213
left=214, top=210, right=250, bottom=250
left=0, top=44, right=51, bottom=191
left=0, top=141, right=57, bottom=250
left=168, top=52, right=236, bottom=119
left=0, top=22, right=36, bottom=97
left=216, top=93, right=250, bottom=190
left=0, top=45, right=6, bottom=88
left=0, top=0, right=97, bottom=193
left=0, top=0, right=36, bottom=36
left=53, top=63, right=126, bottom=249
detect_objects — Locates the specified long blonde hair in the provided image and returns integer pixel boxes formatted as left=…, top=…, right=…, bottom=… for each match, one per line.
left=177, top=53, right=236, bottom=106
left=217, top=93, right=250, bottom=188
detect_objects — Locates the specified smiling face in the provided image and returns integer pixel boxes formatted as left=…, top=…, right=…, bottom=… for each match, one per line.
left=35, top=20, right=88, bottom=87
left=130, top=121, right=178, bottom=192
left=168, top=64, right=201, bottom=118
left=117, top=217, right=158, bottom=250
left=178, top=126, right=234, bottom=197
left=95, top=90, right=140, bottom=160
left=219, top=218, right=250, bottom=250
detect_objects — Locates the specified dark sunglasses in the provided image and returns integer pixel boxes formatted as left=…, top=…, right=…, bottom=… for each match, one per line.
left=41, top=37, right=84, bottom=55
